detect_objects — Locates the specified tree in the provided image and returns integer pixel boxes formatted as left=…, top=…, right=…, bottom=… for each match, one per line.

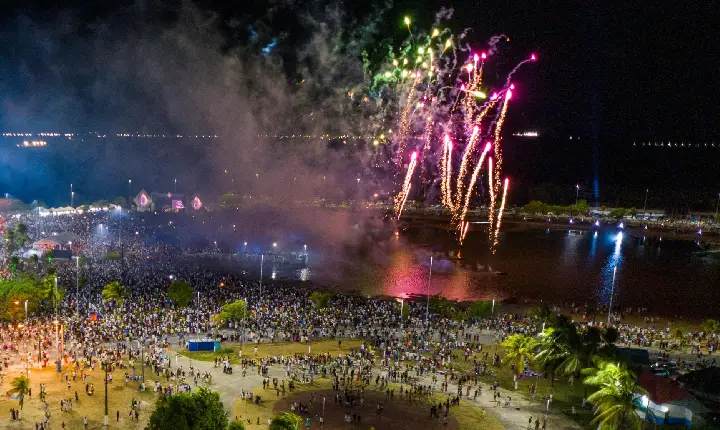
left=583, top=359, right=647, bottom=430
left=39, top=274, right=64, bottom=311
left=701, top=319, right=719, bottom=335
left=13, top=223, right=31, bottom=249
left=465, top=300, right=494, bottom=320
left=428, top=296, right=458, bottom=318
left=608, top=207, right=628, bottom=219
left=91, top=200, right=110, bottom=208
left=112, top=196, right=128, bottom=208
left=575, top=199, right=590, bottom=214
left=216, top=299, right=248, bottom=325
left=8, top=375, right=30, bottom=409
left=105, top=251, right=121, bottom=260
left=501, top=334, right=537, bottom=375
left=0, top=275, right=43, bottom=320
left=228, top=422, right=247, bottom=430
left=168, top=280, right=194, bottom=307
left=5, top=228, right=15, bottom=254
left=309, top=291, right=335, bottom=310
left=102, top=281, right=128, bottom=305
left=148, top=387, right=227, bottom=430
left=522, top=200, right=549, bottom=214
left=269, top=413, right=302, bottom=430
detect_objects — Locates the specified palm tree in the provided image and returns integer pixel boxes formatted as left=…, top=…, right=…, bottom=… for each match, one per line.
left=269, top=413, right=302, bottom=430
left=102, top=281, right=128, bottom=305
left=13, top=223, right=31, bottom=249
left=5, top=229, right=15, bottom=254
left=583, top=359, right=647, bottom=430
left=8, top=375, right=30, bottom=409
left=39, top=274, right=63, bottom=311
left=701, top=319, right=719, bottom=335
left=501, top=334, right=537, bottom=375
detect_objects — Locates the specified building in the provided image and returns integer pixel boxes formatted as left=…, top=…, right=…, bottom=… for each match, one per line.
left=635, top=370, right=709, bottom=426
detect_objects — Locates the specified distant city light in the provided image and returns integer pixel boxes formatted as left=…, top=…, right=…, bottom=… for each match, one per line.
left=512, top=131, right=539, bottom=137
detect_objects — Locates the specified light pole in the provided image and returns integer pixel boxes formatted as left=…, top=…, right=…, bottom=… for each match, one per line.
left=174, top=178, right=177, bottom=194
left=644, top=189, right=649, bottom=214
left=323, top=176, right=326, bottom=204
left=426, top=256, right=433, bottom=327
left=70, top=184, right=73, bottom=207
left=304, top=244, right=308, bottom=264
left=24, top=300, right=28, bottom=322
left=72, top=256, right=80, bottom=317
left=259, top=254, right=264, bottom=301
left=357, top=178, right=361, bottom=199
left=715, top=193, right=719, bottom=216
left=128, top=179, right=132, bottom=204
left=575, top=184, right=579, bottom=206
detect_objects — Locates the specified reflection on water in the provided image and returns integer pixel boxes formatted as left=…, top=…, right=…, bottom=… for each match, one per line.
left=319, top=227, right=719, bottom=317
left=203, top=226, right=720, bottom=317
left=598, top=232, right=624, bottom=306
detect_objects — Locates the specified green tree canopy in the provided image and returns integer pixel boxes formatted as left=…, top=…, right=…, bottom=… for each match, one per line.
left=147, top=387, right=227, bottom=430
left=38, top=274, right=64, bottom=311
left=522, top=200, right=549, bottom=214
left=8, top=375, right=30, bottom=409
left=216, top=299, right=249, bottom=325
left=168, top=280, right=194, bottom=307
left=583, top=359, right=647, bottom=430
left=309, top=291, right=335, bottom=310
left=465, top=300, right=494, bottom=320
left=701, top=318, right=719, bottom=334
left=0, top=274, right=44, bottom=320
left=269, top=413, right=302, bottom=430
left=102, top=281, right=128, bottom=305
left=501, top=334, right=537, bottom=375
left=112, top=196, right=128, bottom=208
left=91, top=200, right=110, bottom=208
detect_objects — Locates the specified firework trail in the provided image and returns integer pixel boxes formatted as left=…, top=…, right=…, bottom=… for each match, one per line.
left=443, top=135, right=454, bottom=212
left=395, top=152, right=418, bottom=219
left=492, top=178, right=510, bottom=252
left=396, top=72, right=423, bottom=168
left=420, top=115, right=434, bottom=183
left=397, top=184, right=412, bottom=219
left=454, top=125, right=480, bottom=209
left=487, top=156, right=495, bottom=243
left=459, top=141, right=492, bottom=241
left=504, top=53, right=537, bottom=88
left=493, top=90, right=512, bottom=197
left=365, top=17, right=535, bottom=250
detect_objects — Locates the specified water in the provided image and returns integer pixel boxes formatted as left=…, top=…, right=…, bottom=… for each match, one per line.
left=168, top=210, right=720, bottom=317
left=229, top=226, right=718, bottom=318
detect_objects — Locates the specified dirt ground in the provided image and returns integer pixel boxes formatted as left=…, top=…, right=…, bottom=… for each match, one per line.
left=272, top=389, right=460, bottom=430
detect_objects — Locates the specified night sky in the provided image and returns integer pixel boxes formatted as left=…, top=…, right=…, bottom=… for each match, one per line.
left=1, top=0, right=718, bottom=208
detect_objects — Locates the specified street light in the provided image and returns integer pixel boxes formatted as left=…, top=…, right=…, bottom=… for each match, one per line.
left=72, top=256, right=80, bottom=317
left=70, top=184, right=73, bottom=207
left=357, top=178, right=361, bottom=198
left=644, top=189, right=649, bottom=215
left=174, top=178, right=177, bottom=194
left=575, top=184, right=579, bottom=206
left=426, top=256, right=433, bottom=327
left=259, top=254, right=264, bottom=301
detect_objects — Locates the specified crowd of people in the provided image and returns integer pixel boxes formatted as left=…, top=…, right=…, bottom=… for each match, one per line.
left=0, top=209, right=717, bottom=428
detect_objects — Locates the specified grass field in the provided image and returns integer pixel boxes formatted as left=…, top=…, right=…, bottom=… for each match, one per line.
left=178, top=339, right=366, bottom=365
